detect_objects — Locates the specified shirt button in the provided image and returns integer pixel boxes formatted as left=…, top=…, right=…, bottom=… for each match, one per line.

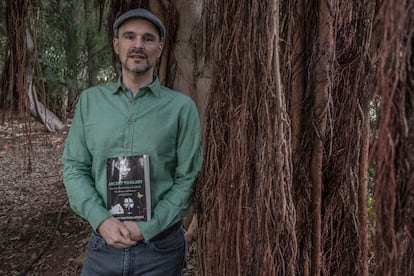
left=128, top=120, right=133, bottom=125
left=125, top=144, right=131, bottom=149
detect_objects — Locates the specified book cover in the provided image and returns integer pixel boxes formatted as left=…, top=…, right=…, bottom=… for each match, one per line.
left=106, top=155, right=151, bottom=221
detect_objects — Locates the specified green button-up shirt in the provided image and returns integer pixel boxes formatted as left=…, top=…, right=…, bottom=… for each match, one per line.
left=62, top=76, right=203, bottom=241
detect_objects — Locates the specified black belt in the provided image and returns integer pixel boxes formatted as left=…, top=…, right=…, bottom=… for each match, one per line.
left=151, top=222, right=182, bottom=241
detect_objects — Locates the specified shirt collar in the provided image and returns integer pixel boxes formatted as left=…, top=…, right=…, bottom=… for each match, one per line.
left=114, top=75, right=161, bottom=97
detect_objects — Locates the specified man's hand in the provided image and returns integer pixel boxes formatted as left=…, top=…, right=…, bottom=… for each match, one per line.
left=123, top=221, right=144, bottom=241
left=97, top=217, right=137, bottom=248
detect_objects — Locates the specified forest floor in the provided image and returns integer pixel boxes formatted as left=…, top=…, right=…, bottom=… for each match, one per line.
left=0, top=117, right=196, bottom=276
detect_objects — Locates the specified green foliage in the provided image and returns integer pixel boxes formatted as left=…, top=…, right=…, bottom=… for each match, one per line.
left=36, top=1, right=79, bottom=95
left=34, top=0, right=113, bottom=114
left=0, top=37, right=5, bottom=75
left=367, top=190, right=375, bottom=226
left=1, top=0, right=114, bottom=115
left=37, top=29, right=66, bottom=94
left=0, top=26, right=5, bottom=60
left=367, top=164, right=376, bottom=226
left=367, top=101, right=377, bottom=226
left=0, top=0, right=6, bottom=64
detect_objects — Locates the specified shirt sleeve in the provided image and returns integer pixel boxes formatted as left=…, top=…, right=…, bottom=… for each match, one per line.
left=138, top=99, right=203, bottom=241
left=62, top=94, right=112, bottom=231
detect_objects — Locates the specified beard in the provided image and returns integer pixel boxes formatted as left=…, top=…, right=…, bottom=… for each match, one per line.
left=123, top=58, right=151, bottom=73
left=121, top=49, right=154, bottom=74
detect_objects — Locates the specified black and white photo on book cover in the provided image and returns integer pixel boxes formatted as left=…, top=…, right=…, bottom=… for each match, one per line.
left=106, top=155, right=151, bottom=221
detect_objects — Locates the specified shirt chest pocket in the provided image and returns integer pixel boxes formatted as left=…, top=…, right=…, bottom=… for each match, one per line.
left=137, top=125, right=177, bottom=159
left=84, top=121, right=125, bottom=155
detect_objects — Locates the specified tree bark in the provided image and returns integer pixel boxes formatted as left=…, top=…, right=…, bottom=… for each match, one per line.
left=149, top=0, right=169, bottom=85
left=373, top=0, right=414, bottom=274
left=170, top=0, right=210, bottom=117
left=167, top=0, right=209, bottom=245
left=196, top=1, right=296, bottom=275
left=291, top=0, right=305, bottom=156
left=310, top=0, right=334, bottom=274
left=287, top=0, right=313, bottom=274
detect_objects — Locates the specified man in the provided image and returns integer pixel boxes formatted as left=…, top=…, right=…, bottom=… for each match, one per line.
left=62, top=8, right=203, bottom=275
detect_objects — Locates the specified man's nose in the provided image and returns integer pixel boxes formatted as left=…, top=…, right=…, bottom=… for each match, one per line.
left=134, top=37, right=144, bottom=48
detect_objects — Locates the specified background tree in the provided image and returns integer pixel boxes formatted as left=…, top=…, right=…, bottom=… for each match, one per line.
left=0, top=0, right=65, bottom=131
left=372, top=0, right=414, bottom=275
left=196, top=1, right=296, bottom=275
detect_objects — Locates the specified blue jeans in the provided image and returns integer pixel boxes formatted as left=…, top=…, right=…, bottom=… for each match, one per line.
left=81, top=226, right=186, bottom=276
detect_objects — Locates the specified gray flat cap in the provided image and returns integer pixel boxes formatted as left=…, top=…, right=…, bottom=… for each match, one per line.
left=113, top=8, right=166, bottom=41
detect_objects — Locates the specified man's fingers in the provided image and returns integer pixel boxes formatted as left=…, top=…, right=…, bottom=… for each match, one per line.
left=119, top=224, right=133, bottom=240
left=107, top=230, right=137, bottom=248
left=123, top=221, right=143, bottom=241
left=108, top=228, right=137, bottom=247
left=98, top=217, right=137, bottom=248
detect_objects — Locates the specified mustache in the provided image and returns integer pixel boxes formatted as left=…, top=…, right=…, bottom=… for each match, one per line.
left=128, top=49, right=147, bottom=58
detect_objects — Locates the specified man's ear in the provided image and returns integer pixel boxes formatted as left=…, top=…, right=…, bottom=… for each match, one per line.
left=113, top=38, right=119, bottom=54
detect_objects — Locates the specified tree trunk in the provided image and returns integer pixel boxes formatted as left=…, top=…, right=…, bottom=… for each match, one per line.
left=170, top=0, right=210, bottom=117
left=310, top=0, right=334, bottom=274
left=196, top=1, right=296, bottom=275
left=318, top=1, right=375, bottom=275
left=167, top=0, right=210, bottom=245
left=85, top=0, right=100, bottom=88
left=290, top=0, right=306, bottom=157
left=285, top=0, right=314, bottom=274
left=373, top=0, right=414, bottom=274
left=148, top=0, right=169, bottom=85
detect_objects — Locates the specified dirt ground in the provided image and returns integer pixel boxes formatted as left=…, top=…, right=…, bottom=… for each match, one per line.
left=0, top=118, right=196, bottom=275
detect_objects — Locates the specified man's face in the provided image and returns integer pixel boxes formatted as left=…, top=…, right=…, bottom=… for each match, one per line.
left=113, top=18, right=164, bottom=75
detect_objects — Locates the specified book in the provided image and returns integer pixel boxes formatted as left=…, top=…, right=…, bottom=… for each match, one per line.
left=106, top=155, right=151, bottom=221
